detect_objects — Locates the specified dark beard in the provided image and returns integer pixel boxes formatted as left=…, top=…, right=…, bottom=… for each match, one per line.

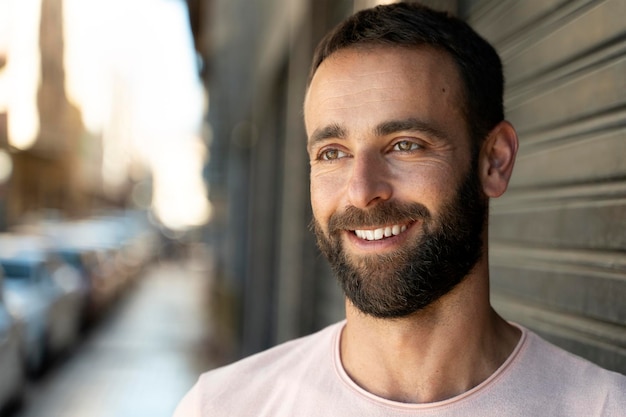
left=311, top=165, right=488, bottom=319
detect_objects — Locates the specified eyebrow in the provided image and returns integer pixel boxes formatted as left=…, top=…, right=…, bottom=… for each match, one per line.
left=308, top=123, right=346, bottom=148
left=375, top=118, right=449, bottom=142
left=307, top=117, right=449, bottom=151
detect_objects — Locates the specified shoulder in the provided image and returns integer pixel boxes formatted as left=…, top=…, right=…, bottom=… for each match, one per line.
left=186, top=321, right=344, bottom=415
left=510, top=326, right=626, bottom=413
left=522, top=328, right=625, bottom=382
left=205, top=320, right=341, bottom=380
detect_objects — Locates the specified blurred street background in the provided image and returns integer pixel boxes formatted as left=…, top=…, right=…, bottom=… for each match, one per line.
left=0, top=0, right=625, bottom=415
left=11, top=255, right=223, bottom=417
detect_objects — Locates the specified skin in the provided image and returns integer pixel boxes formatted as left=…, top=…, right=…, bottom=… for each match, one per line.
left=304, top=45, right=521, bottom=403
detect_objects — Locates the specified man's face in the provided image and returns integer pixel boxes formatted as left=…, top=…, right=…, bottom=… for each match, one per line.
left=304, top=46, right=488, bottom=318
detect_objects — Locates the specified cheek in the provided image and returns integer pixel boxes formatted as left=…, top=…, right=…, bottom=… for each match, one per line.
left=390, top=162, right=461, bottom=213
left=310, top=171, right=345, bottom=224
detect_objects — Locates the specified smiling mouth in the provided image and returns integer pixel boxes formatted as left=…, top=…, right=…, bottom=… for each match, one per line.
left=353, top=223, right=410, bottom=241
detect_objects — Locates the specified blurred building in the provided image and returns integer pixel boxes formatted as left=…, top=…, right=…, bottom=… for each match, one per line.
left=29, top=0, right=95, bottom=217
left=0, top=0, right=131, bottom=227
left=186, top=0, right=626, bottom=373
left=0, top=0, right=208, bottom=233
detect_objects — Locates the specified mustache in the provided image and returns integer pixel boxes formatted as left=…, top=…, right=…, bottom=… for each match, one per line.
left=321, top=201, right=431, bottom=235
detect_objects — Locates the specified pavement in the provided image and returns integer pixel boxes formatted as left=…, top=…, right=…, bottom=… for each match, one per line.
left=9, top=257, right=224, bottom=417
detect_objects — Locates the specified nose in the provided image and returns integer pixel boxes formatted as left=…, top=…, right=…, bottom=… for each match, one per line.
left=347, top=152, right=392, bottom=208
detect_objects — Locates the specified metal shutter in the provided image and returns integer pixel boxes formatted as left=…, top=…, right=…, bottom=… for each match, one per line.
left=462, top=0, right=626, bottom=373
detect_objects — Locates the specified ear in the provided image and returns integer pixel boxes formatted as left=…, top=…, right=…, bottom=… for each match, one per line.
left=479, top=120, right=518, bottom=198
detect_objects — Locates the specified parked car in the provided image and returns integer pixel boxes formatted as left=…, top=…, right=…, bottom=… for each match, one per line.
left=52, top=244, right=115, bottom=325
left=56, top=212, right=158, bottom=298
left=45, top=220, right=130, bottom=314
left=0, top=269, right=25, bottom=411
left=9, top=211, right=158, bottom=326
left=0, top=234, right=84, bottom=375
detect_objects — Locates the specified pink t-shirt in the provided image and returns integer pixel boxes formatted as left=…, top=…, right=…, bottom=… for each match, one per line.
left=173, top=321, right=626, bottom=416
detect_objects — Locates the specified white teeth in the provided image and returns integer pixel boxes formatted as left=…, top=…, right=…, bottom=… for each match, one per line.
left=354, top=224, right=409, bottom=241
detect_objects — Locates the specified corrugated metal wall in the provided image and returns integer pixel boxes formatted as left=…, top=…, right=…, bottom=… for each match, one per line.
left=462, top=0, right=626, bottom=373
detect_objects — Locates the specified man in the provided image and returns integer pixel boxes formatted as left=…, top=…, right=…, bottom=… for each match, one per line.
left=174, top=3, right=626, bottom=416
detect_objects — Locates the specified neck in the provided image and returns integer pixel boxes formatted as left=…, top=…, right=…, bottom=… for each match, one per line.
left=340, top=261, right=520, bottom=403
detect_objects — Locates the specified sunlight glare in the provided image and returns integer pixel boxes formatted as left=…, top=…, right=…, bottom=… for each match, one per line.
left=6, top=0, right=42, bottom=150
left=63, top=0, right=210, bottom=231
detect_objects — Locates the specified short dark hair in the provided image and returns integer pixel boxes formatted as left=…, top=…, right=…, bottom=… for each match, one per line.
left=308, top=2, right=504, bottom=148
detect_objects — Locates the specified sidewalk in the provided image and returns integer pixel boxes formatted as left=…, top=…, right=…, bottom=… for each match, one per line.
left=12, top=258, right=221, bottom=417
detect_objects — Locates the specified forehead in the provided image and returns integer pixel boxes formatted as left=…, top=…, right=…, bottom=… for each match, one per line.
left=304, top=45, right=466, bottom=137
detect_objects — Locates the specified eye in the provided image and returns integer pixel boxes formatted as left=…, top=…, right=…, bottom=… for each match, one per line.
left=392, top=140, right=421, bottom=152
left=319, top=148, right=348, bottom=161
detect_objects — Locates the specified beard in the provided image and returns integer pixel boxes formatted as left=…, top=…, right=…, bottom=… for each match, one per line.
left=311, top=164, right=488, bottom=319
